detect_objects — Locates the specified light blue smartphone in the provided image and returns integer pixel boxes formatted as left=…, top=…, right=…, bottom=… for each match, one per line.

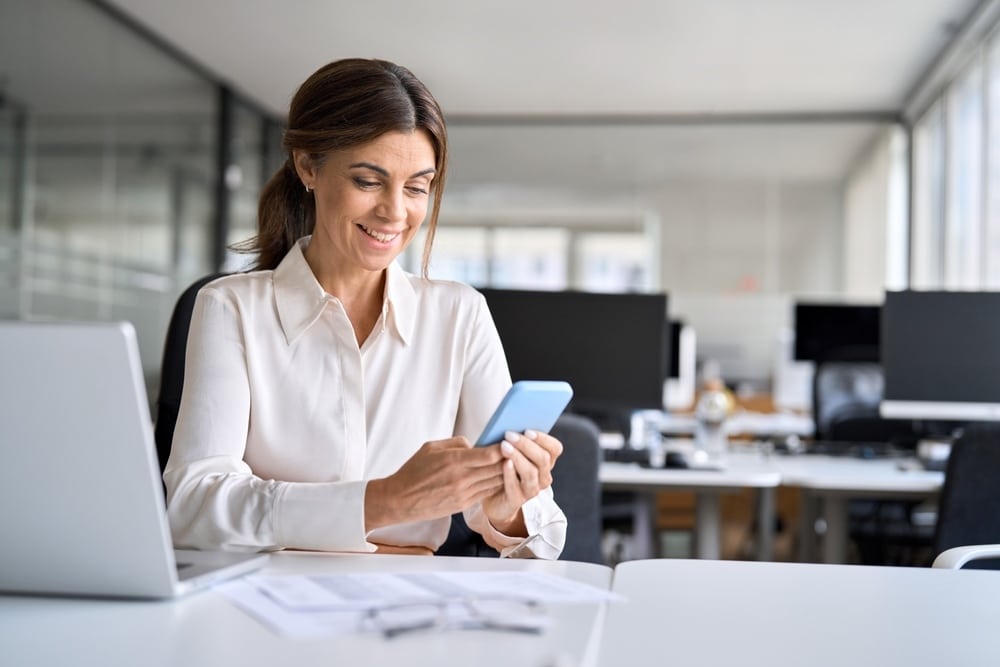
left=475, top=380, right=574, bottom=446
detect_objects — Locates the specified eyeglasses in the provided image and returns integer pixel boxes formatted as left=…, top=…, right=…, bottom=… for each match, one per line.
left=364, top=598, right=549, bottom=638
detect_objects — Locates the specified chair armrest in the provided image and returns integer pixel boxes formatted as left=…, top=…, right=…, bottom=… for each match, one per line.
left=932, top=544, right=1000, bottom=569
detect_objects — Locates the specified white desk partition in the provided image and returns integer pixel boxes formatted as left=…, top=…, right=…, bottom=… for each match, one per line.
left=0, top=553, right=611, bottom=667
left=600, top=559, right=1000, bottom=667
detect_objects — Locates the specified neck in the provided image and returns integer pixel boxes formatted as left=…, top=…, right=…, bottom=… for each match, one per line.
left=302, top=239, right=387, bottom=346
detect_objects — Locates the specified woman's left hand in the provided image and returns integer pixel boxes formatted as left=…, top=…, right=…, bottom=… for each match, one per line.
left=481, top=430, right=563, bottom=535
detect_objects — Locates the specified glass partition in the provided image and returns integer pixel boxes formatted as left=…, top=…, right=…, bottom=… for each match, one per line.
left=0, top=0, right=279, bottom=408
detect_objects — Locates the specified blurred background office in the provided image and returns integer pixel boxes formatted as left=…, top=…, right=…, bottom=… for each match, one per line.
left=0, top=0, right=995, bottom=409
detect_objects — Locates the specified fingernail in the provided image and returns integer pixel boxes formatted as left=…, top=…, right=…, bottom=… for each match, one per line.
left=524, top=430, right=538, bottom=440
left=504, top=431, right=520, bottom=442
left=501, top=441, right=515, bottom=455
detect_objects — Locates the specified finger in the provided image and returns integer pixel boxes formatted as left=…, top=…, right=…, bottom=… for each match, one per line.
left=462, top=460, right=506, bottom=490
left=501, top=457, right=524, bottom=505
left=451, top=444, right=505, bottom=468
left=502, top=442, right=542, bottom=496
left=504, top=432, right=555, bottom=476
left=464, top=472, right=506, bottom=505
left=525, top=430, right=563, bottom=461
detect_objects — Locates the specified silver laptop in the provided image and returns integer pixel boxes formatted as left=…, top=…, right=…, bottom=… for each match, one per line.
left=0, top=319, right=267, bottom=599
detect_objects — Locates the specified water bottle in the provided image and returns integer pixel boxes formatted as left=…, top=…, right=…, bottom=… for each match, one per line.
left=694, top=378, right=732, bottom=466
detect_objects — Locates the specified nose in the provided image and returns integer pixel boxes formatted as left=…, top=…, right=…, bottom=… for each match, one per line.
left=375, top=187, right=406, bottom=222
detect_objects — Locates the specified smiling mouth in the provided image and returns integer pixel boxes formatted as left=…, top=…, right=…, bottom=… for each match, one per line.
left=358, top=224, right=400, bottom=243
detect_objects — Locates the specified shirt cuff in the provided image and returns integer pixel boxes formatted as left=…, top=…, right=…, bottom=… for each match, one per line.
left=273, top=479, right=376, bottom=553
left=465, top=488, right=567, bottom=560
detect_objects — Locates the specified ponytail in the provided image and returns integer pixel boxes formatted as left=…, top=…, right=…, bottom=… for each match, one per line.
left=232, top=161, right=314, bottom=270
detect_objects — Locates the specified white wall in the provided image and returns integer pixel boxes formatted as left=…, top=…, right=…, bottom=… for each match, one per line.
left=651, top=180, right=843, bottom=383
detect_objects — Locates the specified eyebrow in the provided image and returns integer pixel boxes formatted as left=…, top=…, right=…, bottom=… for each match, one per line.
left=348, top=162, right=436, bottom=179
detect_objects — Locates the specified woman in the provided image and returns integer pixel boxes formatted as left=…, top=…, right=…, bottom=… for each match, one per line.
left=164, top=58, right=567, bottom=558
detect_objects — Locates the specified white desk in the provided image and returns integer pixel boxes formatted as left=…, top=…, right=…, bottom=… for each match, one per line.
left=775, top=455, right=944, bottom=563
left=659, top=410, right=814, bottom=438
left=600, top=450, right=781, bottom=560
left=0, top=553, right=611, bottom=667
left=599, top=559, right=1000, bottom=667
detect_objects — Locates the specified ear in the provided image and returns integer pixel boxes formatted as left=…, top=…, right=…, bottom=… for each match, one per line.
left=292, top=150, right=318, bottom=190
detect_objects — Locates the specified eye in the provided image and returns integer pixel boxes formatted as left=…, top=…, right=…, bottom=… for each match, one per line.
left=406, top=185, right=429, bottom=196
left=353, top=177, right=380, bottom=190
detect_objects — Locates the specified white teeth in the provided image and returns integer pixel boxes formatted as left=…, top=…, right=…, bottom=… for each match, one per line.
left=360, top=225, right=398, bottom=243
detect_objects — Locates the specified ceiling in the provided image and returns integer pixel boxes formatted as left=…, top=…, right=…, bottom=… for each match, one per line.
left=97, top=0, right=987, bottom=199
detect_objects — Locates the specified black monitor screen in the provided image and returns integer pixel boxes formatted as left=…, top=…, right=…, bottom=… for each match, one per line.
left=667, top=320, right=682, bottom=379
left=881, top=290, right=1000, bottom=420
left=478, top=288, right=669, bottom=411
left=793, top=302, right=881, bottom=363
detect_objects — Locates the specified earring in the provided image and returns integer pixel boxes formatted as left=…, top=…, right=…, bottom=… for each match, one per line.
left=305, top=183, right=312, bottom=193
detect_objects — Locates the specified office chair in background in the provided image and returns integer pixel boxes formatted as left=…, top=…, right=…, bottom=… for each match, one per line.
left=930, top=425, right=1000, bottom=570
left=811, top=360, right=929, bottom=565
left=155, top=275, right=604, bottom=564
left=814, top=361, right=887, bottom=442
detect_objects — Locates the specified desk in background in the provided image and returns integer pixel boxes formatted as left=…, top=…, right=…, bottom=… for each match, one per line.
left=660, top=410, right=814, bottom=439
left=599, top=558, right=1000, bottom=667
left=600, top=448, right=781, bottom=561
left=774, top=455, right=943, bottom=563
left=0, top=553, right=611, bottom=667
left=600, top=445, right=943, bottom=564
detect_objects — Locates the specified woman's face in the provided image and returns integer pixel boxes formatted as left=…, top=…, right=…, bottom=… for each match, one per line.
left=297, top=130, right=437, bottom=276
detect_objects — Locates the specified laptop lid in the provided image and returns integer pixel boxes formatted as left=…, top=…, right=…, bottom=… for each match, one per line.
left=0, top=320, right=264, bottom=598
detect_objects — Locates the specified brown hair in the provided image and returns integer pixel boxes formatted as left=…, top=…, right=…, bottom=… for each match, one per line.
left=236, top=58, right=448, bottom=274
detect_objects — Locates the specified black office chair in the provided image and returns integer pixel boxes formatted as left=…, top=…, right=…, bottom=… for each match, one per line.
left=437, top=412, right=606, bottom=564
left=931, top=425, right=1000, bottom=569
left=547, top=413, right=604, bottom=563
left=811, top=360, right=927, bottom=564
left=813, top=360, right=884, bottom=442
left=154, top=273, right=226, bottom=474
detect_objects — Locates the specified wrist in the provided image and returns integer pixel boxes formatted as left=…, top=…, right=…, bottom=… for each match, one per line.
left=489, top=508, right=527, bottom=537
left=364, top=478, right=398, bottom=532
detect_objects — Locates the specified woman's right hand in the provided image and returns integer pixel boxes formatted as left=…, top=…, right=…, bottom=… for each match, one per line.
left=364, top=437, right=505, bottom=532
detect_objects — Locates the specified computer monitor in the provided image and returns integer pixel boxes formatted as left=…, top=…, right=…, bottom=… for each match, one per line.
left=664, top=320, right=697, bottom=412
left=881, top=290, right=1000, bottom=421
left=478, top=288, right=669, bottom=412
left=793, top=302, right=881, bottom=363
left=667, top=320, right=682, bottom=380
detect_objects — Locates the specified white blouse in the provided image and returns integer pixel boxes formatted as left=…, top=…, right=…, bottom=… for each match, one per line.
left=164, top=237, right=567, bottom=558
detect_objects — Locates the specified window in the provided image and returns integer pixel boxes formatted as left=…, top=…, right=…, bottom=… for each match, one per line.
left=407, top=219, right=657, bottom=294
left=944, top=61, right=984, bottom=289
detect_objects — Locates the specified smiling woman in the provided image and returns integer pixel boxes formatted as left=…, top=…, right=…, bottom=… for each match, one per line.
left=163, top=58, right=568, bottom=559
left=237, top=58, right=450, bottom=275
left=293, top=132, right=436, bottom=307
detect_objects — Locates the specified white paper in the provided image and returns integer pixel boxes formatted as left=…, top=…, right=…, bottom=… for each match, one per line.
left=217, top=570, right=621, bottom=637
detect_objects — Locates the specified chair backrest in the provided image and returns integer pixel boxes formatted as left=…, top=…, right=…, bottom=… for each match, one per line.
left=812, top=361, right=884, bottom=440
left=812, top=361, right=916, bottom=445
left=547, top=412, right=604, bottom=563
left=153, top=273, right=226, bottom=474
left=437, top=412, right=605, bottom=564
left=933, top=424, right=1000, bottom=569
